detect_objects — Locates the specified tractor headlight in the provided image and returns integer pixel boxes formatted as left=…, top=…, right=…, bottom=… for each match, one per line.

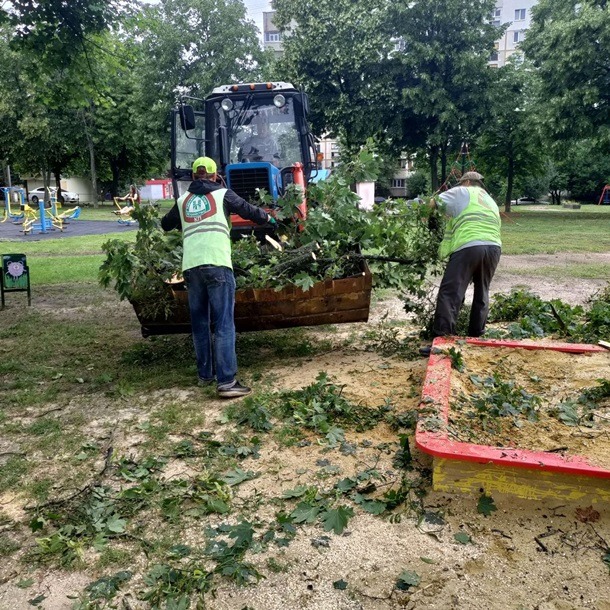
left=273, top=94, right=286, bottom=108
left=221, top=98, right=234, bottom=112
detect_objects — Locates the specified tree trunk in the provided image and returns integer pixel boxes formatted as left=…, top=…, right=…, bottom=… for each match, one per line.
left=440, top=141, right=448, bottom=187
left=53, top=165, right=65, bottom=204
left=429, top=146, right=439, bottom=192
left=110, top=159, right=120, bottom=198
left=81, top=107, right=99, bottom=208
left=504, top=153, right=514, bottom=213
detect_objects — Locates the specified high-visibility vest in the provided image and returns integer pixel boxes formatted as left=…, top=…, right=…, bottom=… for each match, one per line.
left=178, top=188, right=232, bottom=271
left=440, top=187, right=502, bottom=258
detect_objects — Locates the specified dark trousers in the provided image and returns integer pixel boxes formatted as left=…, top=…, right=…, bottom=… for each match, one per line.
left=433, top=245, right=501, bottom=338
left=184, top=265, right=237, bottom=385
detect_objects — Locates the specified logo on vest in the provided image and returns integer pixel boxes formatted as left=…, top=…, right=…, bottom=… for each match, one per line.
left=183, top=193, right=216, bottom=223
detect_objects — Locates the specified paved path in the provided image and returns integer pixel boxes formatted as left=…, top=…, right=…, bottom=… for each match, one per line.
left=0, top=219, right=138, bottom=241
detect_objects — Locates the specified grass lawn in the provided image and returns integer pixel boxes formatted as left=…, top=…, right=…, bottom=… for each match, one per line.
left=501, top=207, right=610, bottom=255
left=0, top=203, right=609, bottom=608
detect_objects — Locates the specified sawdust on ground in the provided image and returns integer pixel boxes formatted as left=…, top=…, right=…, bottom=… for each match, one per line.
left=449, top=345, right=610, bottom=468
left=1, top=258, right=610, bottom=610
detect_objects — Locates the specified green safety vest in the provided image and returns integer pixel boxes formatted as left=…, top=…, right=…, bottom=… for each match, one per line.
left=178, top=188, right=232, bottom=271
left=440, top=187, right=502, bottom=259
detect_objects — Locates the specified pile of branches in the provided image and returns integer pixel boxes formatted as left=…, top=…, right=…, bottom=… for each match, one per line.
left=100, top=144, right=443, bottom=317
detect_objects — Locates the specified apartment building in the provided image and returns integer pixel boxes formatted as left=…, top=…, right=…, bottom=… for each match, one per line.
left=490, top=1, right=537, bottom=67
left=262, top=11, right=283, bottom=59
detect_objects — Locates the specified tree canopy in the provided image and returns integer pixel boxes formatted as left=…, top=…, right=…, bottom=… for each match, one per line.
left=522, top=0, right=610, bottom=148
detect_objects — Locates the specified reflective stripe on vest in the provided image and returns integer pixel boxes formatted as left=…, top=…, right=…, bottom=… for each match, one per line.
left=178, top=188, right=233, bottom=271
left=440, top=187, right=501, bottom=258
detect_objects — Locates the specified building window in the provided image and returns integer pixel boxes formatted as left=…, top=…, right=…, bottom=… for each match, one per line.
left=514, top=8, right=526, bottom=20
left=492, top=8, right=501, bottom=26
left=393, top=37, right=405, bottom=52
left=265, top=32, right=281, bottom=42
left=513, top=30, right=524, bottom=43
left=392, top=179, right=405, bottom=189
left=490, top=43, right=499, bottom=62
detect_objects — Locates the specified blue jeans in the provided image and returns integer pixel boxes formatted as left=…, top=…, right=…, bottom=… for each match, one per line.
left=184, top=265, right=237, bottom=385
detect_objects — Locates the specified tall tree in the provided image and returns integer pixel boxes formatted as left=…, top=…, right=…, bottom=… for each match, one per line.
left=273, top=0, right=394, bottom=148
left=390, top=0, right=500, bottom=190
left=475, top=60, right=543, bottom=211
left=273, top=0, right=500, bottom=190
left=2, top=0, right=135, bottom=70
left=522, top=0, right=610, bottom=150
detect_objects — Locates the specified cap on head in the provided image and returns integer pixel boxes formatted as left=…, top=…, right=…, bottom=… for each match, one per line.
left=192, top=156, right=217, bottom=175
left=459, top=171, right=484, bottom=184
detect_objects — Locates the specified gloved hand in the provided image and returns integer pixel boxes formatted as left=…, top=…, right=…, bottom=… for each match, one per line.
left=267, top=214, right=277, bottom=225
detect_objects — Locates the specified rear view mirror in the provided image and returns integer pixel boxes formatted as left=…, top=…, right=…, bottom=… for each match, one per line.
left=179, top=105, right=196, bottom=131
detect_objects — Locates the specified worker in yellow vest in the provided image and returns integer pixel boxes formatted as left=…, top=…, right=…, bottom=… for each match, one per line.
left=162, top=156, right=275, bottom=397
left=420, top=171, right=502, bottom=356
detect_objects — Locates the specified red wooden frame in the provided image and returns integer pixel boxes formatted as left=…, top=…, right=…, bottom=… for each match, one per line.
left=416, top=337, right=610, bottom=479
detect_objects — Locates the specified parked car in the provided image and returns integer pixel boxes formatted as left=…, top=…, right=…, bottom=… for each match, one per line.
left=513, top=196, right=537, bottom=205
left=28, top=187, right=80, bottom=205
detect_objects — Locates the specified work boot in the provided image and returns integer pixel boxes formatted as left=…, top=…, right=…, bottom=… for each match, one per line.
left=217, top=380, right=251, bottom=399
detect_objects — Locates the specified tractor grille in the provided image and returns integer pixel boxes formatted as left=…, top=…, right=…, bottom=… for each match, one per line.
left=227, top=167, right=270, bottom=202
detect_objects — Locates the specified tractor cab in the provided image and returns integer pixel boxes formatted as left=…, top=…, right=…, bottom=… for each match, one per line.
left=171, top=82, right=318, bottom=237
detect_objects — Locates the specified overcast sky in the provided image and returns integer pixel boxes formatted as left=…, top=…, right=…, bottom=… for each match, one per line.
left=139, top=0, right=272, bottom=39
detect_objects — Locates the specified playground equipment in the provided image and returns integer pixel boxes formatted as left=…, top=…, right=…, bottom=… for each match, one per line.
left=1, top=253, right=31, bottom=308
left=598, top=185, right=610, bottom=205
left=113, top=196, right=138, bottom=226
left=47, top=194, right=81, bottom=222
left=1, top=187, right=25, bottom=223
left=21, top=200, right=64, bottom=235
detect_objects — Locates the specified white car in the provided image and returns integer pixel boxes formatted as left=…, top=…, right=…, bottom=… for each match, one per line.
left=28, top=187, right=80, bottom=205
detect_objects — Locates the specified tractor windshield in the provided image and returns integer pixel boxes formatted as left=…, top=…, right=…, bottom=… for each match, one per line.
left=211, top=97, right=302, bottom=169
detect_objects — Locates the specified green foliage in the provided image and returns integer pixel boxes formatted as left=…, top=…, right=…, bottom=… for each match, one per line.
left=395, top=569, right=421, bottom=590
left=549, top=379, right=610, bottom=427
left=224, top=396, right=274, bottom=432
left=446, top=347, right=465, bottom=372
left=457, top=373, right=542, bottom=427
left=99, top=206, right=183, bottom=317
left=477, top=493, right=497, bottom=517
left=406, top=171, right=430, bottom=198
left=278, top=372, right=389, bottom=445
left=522, top=0, right=610, bottom=145
left=475, top=59, right=544, bottom=209
left=73, top=571, right=133, bottom=609
left=488, top=286, right=610, bottom=342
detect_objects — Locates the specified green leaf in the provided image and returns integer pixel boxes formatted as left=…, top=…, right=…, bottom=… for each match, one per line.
left=477, top=494, right=497, bottom=517
left=293, top=273, right=317, bottom=292
left=17, top=578, right=35, bottom=589
left=28, top=595, right=46, bottom=606
left=419, top=557, right=436, bottom=564
left=290, top=502, right=320, bottom=524
left=333, top=579, right=348, bottom=590
left=282, top=485, right=310, bottom=498
left=395, top=570, right=421, bottom=590
left=352, top=493, right=386, bottom=515
left=321, top=506, right=354, bottom=535
left=336, top=478, right=357, bottom=493
left=106, top=516, right=127, bottom=533
left=222, top=468, right=257, bottom=487
left=454, top=531, right=471, bottom=544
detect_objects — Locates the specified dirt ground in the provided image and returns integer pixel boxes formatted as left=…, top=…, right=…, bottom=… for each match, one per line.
left=1, top=254, right=610, bottom=610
